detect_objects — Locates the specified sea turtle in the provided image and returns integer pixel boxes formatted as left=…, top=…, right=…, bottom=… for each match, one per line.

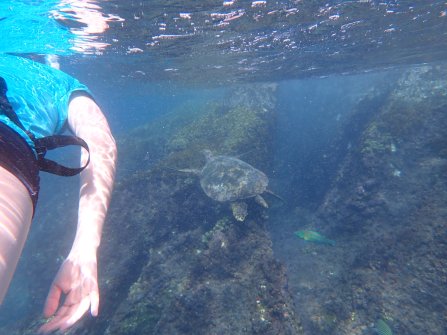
left=179, top=149, right=280, bottom=221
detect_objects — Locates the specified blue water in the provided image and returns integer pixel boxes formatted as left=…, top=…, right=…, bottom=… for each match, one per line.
left=1, top=1, right=446, bottom=334
left=274, top=72, right=389, bottom=208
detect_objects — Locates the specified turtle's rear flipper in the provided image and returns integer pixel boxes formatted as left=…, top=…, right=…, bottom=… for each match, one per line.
left=255, top=195, right=269, bottom=208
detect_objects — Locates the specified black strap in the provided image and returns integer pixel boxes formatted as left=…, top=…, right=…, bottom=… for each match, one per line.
left=0, top=77, right=28, bottom=131
left=0, top=76, right=90, bottom=176
left=34, top=135, right=90, bottom=176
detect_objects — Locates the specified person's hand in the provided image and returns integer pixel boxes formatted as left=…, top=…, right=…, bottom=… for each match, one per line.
left=39, top=250, right=99, bottom=334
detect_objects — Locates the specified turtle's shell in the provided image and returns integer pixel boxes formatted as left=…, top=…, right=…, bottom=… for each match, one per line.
left=199, top=155, right=268, bottom=202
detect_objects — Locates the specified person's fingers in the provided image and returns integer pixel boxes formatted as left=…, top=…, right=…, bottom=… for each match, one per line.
left=39, top=284, right=95, bottom=334
left=39, top=318, right=60, bottom=334
left=43, top=284, right=62, bottom=318
left=53, top=303, right=70, bottom=319
left=90, top=283, right=99, bottom=316
left=39, top=303, right=77, bottom=334
left=63, top=285, right=82, bottom=306
left=40, top=295, right=90, bottom=333
left=39, top=262, right=99, bottom=333
left=61, top=296, right=91, bottom=331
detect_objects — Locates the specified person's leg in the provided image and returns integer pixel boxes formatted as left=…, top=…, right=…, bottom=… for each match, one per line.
left=0, top=165, right=33, bottom=304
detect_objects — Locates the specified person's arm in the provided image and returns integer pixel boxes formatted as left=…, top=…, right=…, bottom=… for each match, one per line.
left=39, top=95, right=117, bottom=334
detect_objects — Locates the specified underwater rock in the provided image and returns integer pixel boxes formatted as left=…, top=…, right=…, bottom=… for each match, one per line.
left=100, top=218, right=301, bottom=335
left=291, top=65, right=447, bottom=334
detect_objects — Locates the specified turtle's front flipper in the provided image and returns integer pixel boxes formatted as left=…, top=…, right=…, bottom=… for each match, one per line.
left=255, top=195, right=268, bottom=208
left=231, top=202, right=248, bottom=221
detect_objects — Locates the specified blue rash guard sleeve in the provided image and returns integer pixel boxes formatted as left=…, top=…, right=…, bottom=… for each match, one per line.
left=0, top=54, right=91, bottom=153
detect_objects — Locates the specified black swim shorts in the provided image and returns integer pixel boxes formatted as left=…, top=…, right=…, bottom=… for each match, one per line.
left=0, top=122, right=40, bottom=212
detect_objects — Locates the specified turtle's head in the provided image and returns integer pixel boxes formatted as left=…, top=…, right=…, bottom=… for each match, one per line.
left=202, top=149, right=213, bottom=161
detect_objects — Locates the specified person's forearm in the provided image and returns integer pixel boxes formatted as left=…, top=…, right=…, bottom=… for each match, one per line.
left=71, top=140, right=116, bottom=254
left=67, top=96, right=117, bottom=256
left=38, top=95, right=116, bottom=334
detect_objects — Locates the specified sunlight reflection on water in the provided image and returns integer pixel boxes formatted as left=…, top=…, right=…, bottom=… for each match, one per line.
left=3, top=0, right=447, bottom=85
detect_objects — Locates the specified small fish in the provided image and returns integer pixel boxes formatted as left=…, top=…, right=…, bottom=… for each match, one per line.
left=375, top=319, right=393, bottom=335
left=294, top=230, right=335, bottom=246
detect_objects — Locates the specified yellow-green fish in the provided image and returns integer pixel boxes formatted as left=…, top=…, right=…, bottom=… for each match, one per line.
left=294, top=230, right=335, bottom=246
left=375, top=319, right=393, bottom=335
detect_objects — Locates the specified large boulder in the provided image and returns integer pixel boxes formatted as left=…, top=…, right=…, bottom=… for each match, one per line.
left=275, top=65, right=447, bottom=334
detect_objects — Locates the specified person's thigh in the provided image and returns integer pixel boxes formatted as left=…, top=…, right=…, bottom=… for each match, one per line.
left=0, top=166, right=33, bottom=304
